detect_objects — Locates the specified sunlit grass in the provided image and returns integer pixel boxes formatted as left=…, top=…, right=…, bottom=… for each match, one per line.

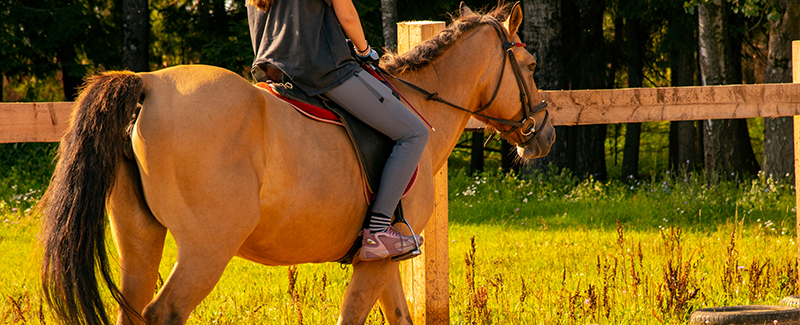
left=447, top=222, right=796, bottom=324
left=1, top=161, right=797, bottom=324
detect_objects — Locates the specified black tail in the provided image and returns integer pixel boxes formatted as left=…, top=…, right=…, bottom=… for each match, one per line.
left=40, top=71, right=144, bottom=325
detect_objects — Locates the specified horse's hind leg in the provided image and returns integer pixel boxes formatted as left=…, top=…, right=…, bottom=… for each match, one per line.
left=378, top=268, right=414, bottom=325
left=339, top=260, right=399, bottom=325
left=141, top=242, right=235, bottom=324
left=138, top=181, right=260, bottom=324
left=140, top=216, right=255, bottom=324
left=108, top=163, right=167, bottom=325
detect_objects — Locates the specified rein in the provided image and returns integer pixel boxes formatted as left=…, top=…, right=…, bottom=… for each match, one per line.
left=374, top=18, right=550, bottom=146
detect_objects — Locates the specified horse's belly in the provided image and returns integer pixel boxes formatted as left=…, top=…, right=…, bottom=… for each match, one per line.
left=237, top=179, right=366, bottom=265
left=236, top=117, right=367, bottom=265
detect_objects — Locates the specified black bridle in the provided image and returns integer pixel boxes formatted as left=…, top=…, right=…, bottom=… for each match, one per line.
left=377, top=18, right=550, bottom=147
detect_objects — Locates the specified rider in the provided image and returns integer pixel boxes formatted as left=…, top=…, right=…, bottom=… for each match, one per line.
left=246, top=0, right=429, bottom=261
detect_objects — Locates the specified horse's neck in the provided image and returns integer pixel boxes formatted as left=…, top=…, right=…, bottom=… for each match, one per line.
left=390, top=43, right=492, bottom=172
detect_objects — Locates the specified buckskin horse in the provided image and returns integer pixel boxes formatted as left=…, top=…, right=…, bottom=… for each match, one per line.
left=40, top=3, right=554, bottom=325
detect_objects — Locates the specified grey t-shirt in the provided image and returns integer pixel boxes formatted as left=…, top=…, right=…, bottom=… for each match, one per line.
left=247, top=0, right=360, bottom=96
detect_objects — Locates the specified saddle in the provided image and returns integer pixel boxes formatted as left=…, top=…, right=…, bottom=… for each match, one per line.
left=255, top=63, right=419, bottom=264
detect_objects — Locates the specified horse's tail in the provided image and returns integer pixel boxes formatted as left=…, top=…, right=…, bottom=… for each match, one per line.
left=40, top=71, right=144, bottom=325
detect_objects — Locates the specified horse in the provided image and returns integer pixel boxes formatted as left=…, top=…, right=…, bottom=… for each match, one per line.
left=39, top=3, right=554, bottom=325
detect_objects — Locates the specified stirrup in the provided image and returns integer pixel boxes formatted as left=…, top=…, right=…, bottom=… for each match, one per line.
left=390, top=218, right=422, bottom=262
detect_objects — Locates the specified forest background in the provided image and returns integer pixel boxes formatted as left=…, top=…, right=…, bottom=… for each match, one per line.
left=2, top=2, right=800, bottom=323
left=1, top=0, right=798, bottom=182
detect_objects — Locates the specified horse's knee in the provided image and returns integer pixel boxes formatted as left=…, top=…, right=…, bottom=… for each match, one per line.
left=386, top=307, right=413, bottom=325
left=142, top=303, right=184, bottom=325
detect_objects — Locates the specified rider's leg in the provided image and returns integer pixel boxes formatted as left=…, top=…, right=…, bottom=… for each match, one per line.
left=324, top=70, right=429, bottom=260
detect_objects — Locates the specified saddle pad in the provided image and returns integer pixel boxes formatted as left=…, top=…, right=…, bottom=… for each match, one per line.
left=256, top=82, right=417, bottom=202
left=259, top=83, right=340, bottom=124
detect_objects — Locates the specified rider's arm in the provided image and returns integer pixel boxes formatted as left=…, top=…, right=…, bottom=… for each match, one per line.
left=331, top=0, right=369, bottom=54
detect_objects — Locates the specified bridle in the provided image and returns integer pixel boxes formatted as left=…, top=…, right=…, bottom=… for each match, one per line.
left=376, top=18, right=550, bottom=147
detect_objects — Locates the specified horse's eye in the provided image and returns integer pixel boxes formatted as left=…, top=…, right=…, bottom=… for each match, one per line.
left=528, top=63, right=536, bottom=72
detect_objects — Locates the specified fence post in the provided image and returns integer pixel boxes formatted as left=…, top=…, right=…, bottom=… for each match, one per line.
left=793, top=41, right=800, bottom=324
left=396, top=21, right=450, bottom=325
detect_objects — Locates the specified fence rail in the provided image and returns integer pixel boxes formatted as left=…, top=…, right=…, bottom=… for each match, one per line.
left=0, top=102, right=72, bottom=143
left=7, top=83, right=800, bottom=144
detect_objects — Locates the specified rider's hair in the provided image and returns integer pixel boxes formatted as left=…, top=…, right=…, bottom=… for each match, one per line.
left=248, top=0, right=273, bottom=12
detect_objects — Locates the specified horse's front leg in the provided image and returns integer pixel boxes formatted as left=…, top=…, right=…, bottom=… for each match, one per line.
left=378, top=268, right=414, bottom=325
left=338, top=259, right=398, bottom=325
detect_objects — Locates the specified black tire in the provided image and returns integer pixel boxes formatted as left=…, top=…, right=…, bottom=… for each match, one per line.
left=780, top=296, right=800, bottom=308
left=688, top=305, right=799, bottom=325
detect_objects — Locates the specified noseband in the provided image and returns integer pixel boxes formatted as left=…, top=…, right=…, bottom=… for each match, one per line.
left=377, top=18, right=550, bottom=146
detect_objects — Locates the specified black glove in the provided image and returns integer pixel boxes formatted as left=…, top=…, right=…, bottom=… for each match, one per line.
left=347, top=39, right=380, bottom=66
left=358, top=48, right=380, bottom=65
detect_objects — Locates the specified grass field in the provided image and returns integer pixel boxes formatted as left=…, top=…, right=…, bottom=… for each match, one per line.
left=1, top=159, right=798, bottom=323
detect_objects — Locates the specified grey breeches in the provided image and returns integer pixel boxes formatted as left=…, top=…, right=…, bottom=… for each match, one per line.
left=324, top=69, right=429, bottom=217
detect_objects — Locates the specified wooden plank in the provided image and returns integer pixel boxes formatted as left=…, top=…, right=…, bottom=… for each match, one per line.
left=397, top=21, right=446, bottom=55
left=0, top=102, right=72, bottom=143
left=792, top=41, right=800, bottom=324
left=460, top=83, right=800, bottom=131
left=6, top=84, right=800, bottom=143
left=397, top=20, right=449, bottom=325
left=544, top=83, right=800, bottom=125
left=400, top=164, right=449, bottom=324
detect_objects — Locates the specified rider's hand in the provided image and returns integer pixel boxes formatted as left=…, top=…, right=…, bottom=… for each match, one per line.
left=347, top=39, right=380, bottom=65
left=358, top=48, right=380, bottom=65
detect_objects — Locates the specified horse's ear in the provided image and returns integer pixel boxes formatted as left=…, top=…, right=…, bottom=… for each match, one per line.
left=504, top=2, right=523, bottom=37
left=460, top=2, right=476, bottom=17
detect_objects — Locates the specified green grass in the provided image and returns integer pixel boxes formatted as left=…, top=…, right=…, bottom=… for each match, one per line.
left=445, top=168, right=796, bottom=324
left=447, top=224, right=796, bottom=324
left=1, top=157, right=797, bottom=324
left=0, top=143, right=57, bottom=216
left=448, top=167, right=795, bottom=231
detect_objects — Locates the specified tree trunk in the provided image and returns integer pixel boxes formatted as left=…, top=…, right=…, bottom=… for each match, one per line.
left=573, top=0, right=607, bottom=179
left=697, top=0, right=759, bottom=179
left=58, top=45, right=82, bottom=101
left=621, top=8, right=644, bottom=178
left=762, top=0, right=798, bottom=181
left=381, top=0, right=397, bottom=51
left=501, top=140, right=520, bottom=174
left=470, top=132, right=484, bottom=174
left=698, top=1, right=736, bottom=83
left=524, top=0, right=563, bottom=91
left=668, top=8, right=698, bottom=172
left=523, top=0, right=567, bottom=174
left=122, top=0, right=149, bottom=72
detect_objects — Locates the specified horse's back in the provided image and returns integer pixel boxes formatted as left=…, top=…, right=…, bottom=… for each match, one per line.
left=137, top=64, right=265, bottom=149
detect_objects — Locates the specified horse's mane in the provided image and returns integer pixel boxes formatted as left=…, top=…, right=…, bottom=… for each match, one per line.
left=380, top=5, right=512, bottom=75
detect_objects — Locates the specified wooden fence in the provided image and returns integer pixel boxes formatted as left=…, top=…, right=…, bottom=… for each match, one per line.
left=3, top=22, right=800, bottom=325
